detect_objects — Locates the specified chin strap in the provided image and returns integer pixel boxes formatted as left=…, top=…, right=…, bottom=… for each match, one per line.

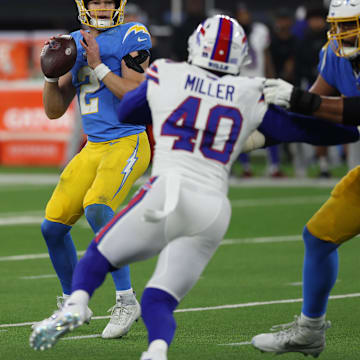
left=123, top=50, right=150, bottom=73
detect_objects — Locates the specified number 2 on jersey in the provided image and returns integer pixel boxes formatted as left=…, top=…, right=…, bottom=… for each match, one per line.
left=78, top=66, right=100, bottom=115
left=161, top=96, right=242, bottom=164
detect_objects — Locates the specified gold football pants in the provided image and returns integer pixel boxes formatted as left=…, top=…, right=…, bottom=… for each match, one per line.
left=307, top=165, right=360, bottom=244
left=45, top=132, right=150, bottom=226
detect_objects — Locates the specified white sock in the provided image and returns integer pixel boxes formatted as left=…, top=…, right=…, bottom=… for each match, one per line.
left=62, top=293, right=70, bottom=299
left=319, top=156, right=329, bottom=172
left=68, top=290, right=90, bottom=306
left=116, top=288, right=134, bottom=299
left=148, top=339, right=168, bottom=353
left=300, top=313, right=326, bottom=327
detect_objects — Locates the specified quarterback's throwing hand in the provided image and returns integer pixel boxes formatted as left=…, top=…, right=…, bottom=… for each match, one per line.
left=80, top=30, right=101, bottom=69
left=263, top=78, right=294, bottom=109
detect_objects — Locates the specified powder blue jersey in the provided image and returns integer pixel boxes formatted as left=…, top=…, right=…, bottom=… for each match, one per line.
left=70, top=22, right=152, bottom=142
left=318, top=43, right=360, bottom=97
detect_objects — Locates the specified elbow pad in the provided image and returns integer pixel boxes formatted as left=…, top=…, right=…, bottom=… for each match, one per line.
left=343, top=97, right=360, bottom=125
left=290, top=87, right=322, bottom=115
left=123, top=50, right=150, bottom=73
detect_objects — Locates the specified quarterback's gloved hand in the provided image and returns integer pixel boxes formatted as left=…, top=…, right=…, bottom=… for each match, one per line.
left=263, top=78, right=294, bottom=109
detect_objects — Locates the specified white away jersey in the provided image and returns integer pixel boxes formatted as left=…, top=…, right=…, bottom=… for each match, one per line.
left=145, top=60, right=268, bottom=193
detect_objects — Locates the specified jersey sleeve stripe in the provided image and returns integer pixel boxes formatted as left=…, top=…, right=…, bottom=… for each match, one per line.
left=150, top=64, right=158, bottom=73
left=146, top=73, right=159, bottom=84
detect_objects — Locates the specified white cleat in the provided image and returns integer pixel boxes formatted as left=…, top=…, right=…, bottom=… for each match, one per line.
left=141, top=340, right=168, bottom=360
left=140, top=350, right=168, bottom=360
left=31, top=296, right=93, bottom=330
left=251, top=315, right=331, bottom=358
left=29, top=302, right=91, bottom=351
left=102, top=294, right=141, bottom=339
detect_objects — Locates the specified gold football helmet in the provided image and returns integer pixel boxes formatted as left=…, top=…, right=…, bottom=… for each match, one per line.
left=327, top=0, right=360, bottom=58
left=74, top=0, right=127, bottom=29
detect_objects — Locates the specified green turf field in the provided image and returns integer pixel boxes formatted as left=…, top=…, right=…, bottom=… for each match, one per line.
left=0, top=172, right=359, bottom=360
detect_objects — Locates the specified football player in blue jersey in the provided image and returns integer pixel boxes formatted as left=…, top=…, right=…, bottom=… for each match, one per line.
left=39, top=0, right=152, bottom=339
left=252, top=0, right=360, bottom=357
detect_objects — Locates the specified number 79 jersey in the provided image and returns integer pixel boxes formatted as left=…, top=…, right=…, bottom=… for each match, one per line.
left=146, top=60, right=268, bottom=193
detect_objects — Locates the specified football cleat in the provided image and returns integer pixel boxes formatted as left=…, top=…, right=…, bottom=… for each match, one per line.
left=251, top=315, right=331, bottom=358
left=140, top=350, right=168, bottom=360
left=141, top=340, right=168, bottom=360
left=102, top=294, right=141, bottom=339
left=31, top=296, right=93, bottom=330
left=29, top=302, right=91, bottom=351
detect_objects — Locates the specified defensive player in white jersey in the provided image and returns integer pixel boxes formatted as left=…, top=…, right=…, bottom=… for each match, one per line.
left=29, top=15, right=360, bottom=359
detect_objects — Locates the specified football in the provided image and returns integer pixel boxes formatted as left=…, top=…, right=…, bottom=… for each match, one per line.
left=40, top=35, right=77, bottom=78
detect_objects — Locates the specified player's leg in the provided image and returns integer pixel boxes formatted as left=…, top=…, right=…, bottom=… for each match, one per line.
left=30, top=176, right=165, bottom=351
left=252, top=166, right=360, bottom=357
left=267, top=145, right=284, bottom=177
left=83, top=132, right=151, bottom=338
left=42, top=147, right=98, bottom=297
left=141, top=187, right=231, bottom=360
left=238, top=153, right=253, bottom=177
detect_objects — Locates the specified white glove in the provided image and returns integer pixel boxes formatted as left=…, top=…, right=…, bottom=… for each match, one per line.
left=263, top=78, right=294, bottom=109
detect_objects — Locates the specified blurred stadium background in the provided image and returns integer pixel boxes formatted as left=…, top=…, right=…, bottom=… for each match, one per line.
left=0, top=0, right=339, bottom=174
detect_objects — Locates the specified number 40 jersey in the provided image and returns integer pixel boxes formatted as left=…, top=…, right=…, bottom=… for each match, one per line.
left=120, top=59, right=268, bottom=193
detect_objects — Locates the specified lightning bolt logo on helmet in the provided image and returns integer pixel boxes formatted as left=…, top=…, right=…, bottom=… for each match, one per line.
left=74, top=0, right=127, bottom=30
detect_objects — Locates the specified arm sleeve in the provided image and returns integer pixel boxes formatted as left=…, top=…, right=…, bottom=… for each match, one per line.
left=258, top=105, right=359, bottom=146
left=117, top=80, right=152, bottom=125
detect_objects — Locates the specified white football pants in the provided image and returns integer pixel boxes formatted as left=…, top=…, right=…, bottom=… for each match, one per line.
left=98, top=175, right=231, bottom=301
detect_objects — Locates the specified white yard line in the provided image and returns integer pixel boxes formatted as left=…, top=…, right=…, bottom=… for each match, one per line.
left=0, top=235, right=302, bottom=262
left=218, top=341, right=251, bottom=346
left=0, top=216, right=44, bottom=226
left=62, top=334, right=102, bottom=341
left=20, top=274, right=57, bottom=280
left=221, top=236, right=302, bottom=245
left=0, top=251, right=86, bottom=262
left=1, top=293, right=359, bottom=329
left=0, top=174, right=59, bottom=185
left=231, top=196, right=328, bottom=207
left=229, top=177, right=338, bottom=188
left=0, top=174, right=338, bottom=188
left=0, top=194, right=328, bottom=228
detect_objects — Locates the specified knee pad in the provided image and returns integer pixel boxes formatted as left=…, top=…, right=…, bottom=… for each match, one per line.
left=41, top=219, right=71, bottom=243
left=303, top=226, right=339, bottom=254
left=85, top=204, right=114, bottom=233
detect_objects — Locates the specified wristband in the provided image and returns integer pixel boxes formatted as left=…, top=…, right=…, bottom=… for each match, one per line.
left=289, top=87, right=322, bottom=115
left=343, top=97, right=360, bottom=125
left=94, top=63, right=111, bottom=81
left=44, top=76, right=59, bottom=83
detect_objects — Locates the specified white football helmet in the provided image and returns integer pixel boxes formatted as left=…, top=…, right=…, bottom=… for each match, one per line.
left=327, top=0, right=360, bottom=58
left=188, top=15, right=250, bottom=75
left=74, top=0, right=127, bottom=30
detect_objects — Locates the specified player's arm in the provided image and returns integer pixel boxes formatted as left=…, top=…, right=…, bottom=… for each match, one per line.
left=80, top=29, right=149, bottom=99
left=258, top=105, right=359, bottom=146
left=117, top=80, right=152, bottom=125
left=43, top=72, right=76, bottom=119
left=262, top=76, right=359, bottom=125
